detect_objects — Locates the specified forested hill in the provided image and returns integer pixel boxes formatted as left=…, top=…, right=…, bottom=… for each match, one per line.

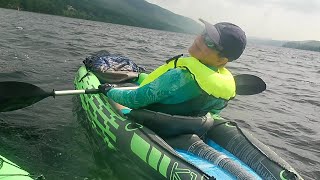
left=0, top=0, right=203, bottom=34
left=282, top=41, right=320, bottom=52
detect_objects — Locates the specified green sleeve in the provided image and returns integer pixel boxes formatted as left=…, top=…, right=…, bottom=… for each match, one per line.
left=107, top=69, right=193, bottom=109
left=209, top=100, right=228, bottom=115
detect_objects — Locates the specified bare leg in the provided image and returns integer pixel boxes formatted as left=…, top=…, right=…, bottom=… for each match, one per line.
left=108, top=99, right=131, bottom=115
left=110, top=99, right=127, bottom=109
left=107, top=86, right=137, bottom=115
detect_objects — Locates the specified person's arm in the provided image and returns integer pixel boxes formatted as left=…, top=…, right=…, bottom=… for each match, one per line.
left=209, top=99, right=228, bottom=115
left=107, top=69, right=191, bottom=109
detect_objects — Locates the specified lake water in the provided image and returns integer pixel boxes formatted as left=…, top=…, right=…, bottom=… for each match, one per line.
left=0, top=8, right=319, bottom=180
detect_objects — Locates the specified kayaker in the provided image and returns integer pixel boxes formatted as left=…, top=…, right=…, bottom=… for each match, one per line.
left=101, top=18, right=247, bottom=117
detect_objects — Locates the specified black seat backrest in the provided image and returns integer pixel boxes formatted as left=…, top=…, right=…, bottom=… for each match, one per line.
left=127, top=109, right=214, bottom=138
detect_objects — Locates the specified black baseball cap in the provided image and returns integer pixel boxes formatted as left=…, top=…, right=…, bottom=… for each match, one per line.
left=199, top=18, right=247, bottom=61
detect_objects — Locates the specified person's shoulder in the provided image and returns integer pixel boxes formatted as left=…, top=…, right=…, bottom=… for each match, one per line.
left=160, top=69, right=194, bottom=86
left=166, top=68, right=192, bottom=78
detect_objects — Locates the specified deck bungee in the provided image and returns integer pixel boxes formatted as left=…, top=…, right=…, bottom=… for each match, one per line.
left=74, top=65, right=303, bottom=180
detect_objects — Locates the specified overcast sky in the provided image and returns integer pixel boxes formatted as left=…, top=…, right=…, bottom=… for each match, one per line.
left=146, top=0, right=320, bottom=41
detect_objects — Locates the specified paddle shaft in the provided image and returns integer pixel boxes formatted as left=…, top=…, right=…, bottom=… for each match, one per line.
left=54, top=89, right=99, bottom=96
left=54, top=87, right=138, bottom=96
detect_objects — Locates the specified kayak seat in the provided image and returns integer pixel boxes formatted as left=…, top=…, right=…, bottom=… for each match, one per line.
left=127, top=109, right=214, bottom=138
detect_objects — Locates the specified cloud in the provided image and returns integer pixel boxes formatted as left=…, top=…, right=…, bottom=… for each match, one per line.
left=146, top=0, right=320, bottom=41
left=273, top=0, right=320, bottom=13
left=235, top=0, right=320, bottom=14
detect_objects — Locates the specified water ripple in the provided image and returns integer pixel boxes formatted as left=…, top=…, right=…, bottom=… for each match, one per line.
left=0, top=8, right=319, bottom=180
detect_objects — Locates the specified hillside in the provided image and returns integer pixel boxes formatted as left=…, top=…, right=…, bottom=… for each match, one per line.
left=282, top=40, right=320, bottom=52
left=0, top=0, right=202, bottom=34
left=248, top=37, right=286, bottom=47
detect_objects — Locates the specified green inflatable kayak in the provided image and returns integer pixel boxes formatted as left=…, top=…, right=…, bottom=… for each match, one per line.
left=74, top=65, right=303, bottom=180
left=0, top=154, right=33, bottom=180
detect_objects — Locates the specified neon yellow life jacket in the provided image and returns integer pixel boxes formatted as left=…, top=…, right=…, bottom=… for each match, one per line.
left=140, top=56, right=236, bottom=100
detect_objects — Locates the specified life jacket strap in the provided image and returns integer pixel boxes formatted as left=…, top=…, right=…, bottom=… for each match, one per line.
left=165, top=54, right=184, bottom=67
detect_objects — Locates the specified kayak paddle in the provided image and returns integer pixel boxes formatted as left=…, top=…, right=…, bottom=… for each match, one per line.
left=234, top=74, right=266, bottom=96
left=0, top=74, right=266, bottom=112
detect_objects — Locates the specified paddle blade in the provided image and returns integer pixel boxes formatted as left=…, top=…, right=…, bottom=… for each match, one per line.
left=234, top=74, right=266, bottom=95
left=0, top=81, right=52, bottom=112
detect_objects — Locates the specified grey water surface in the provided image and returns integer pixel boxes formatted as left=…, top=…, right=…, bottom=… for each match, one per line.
left=0, top=8, right=319, bottom=180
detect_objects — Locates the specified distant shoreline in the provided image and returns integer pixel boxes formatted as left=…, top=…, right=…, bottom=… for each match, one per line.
left=247, top=38, right=320, bottom=52
left=282, top=41, right=320, bottom=52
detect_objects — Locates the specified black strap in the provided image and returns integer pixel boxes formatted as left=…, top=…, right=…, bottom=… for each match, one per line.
left=78, top=72, right=90, bottom=82
left=165, top=54, right=183, bottom=68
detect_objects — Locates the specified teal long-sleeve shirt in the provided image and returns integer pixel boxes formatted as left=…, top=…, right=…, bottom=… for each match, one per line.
left=106, top=68, right=227, bottom=115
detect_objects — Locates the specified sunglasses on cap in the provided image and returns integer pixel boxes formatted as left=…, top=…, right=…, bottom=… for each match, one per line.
left=201, top=31, right=224, bottom=52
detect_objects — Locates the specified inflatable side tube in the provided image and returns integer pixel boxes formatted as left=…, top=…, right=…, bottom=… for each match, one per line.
left=128, top=109, right=214, bottom=138
left=0, top=155, right=40, bottom=180
left=206, top=119, right=302, bottom=180
left=166, top=134, right=257, bottom=180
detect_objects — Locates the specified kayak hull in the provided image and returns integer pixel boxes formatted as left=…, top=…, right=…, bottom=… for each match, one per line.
left=75, top=66, right=211, bottom=179
left=0, top=154, right=33, bottom=180
left=74, top=65, right=302, bottom=180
